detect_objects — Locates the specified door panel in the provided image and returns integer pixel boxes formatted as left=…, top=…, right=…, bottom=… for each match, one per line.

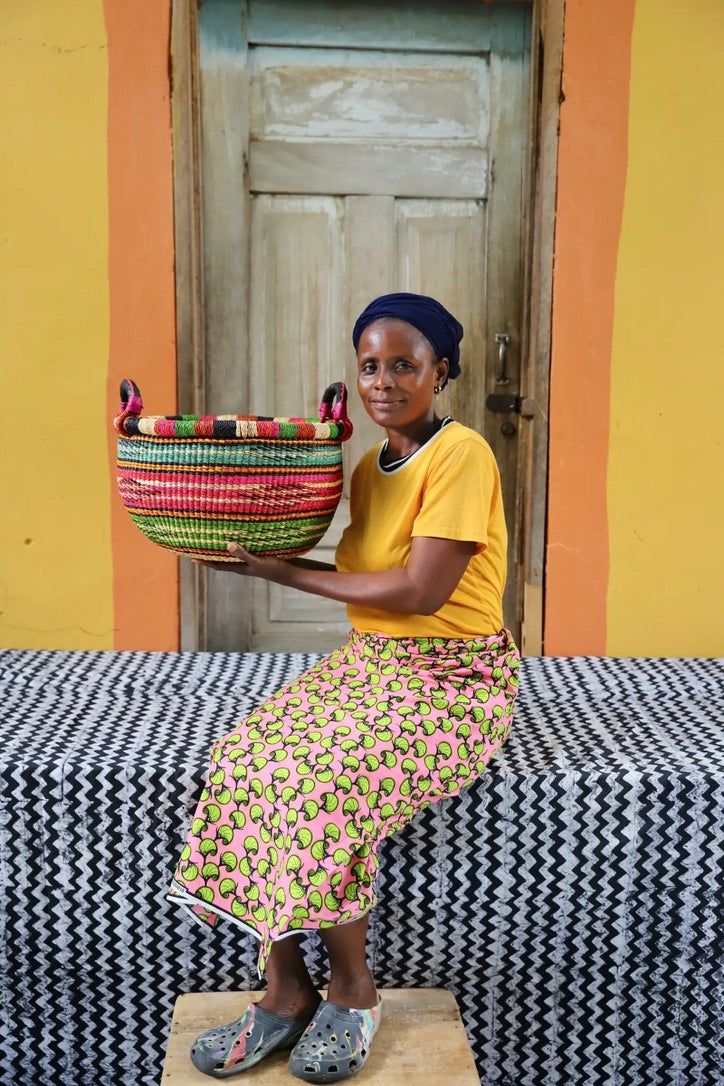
left=250, top=48, right=489, bottom=143
left=193, top=0, right=531, bottom=651
left=248, top=195, right=345, bottom=418
left=249, top=47, right=489, bottom=198
left=248, top=194, right=351, bottom=649
left=250, top=48, right=492, bottom=142
left=396, top=199, right=487, bottom=427
left=342, top=195, right=396, bottom=487
left=250, top=141, right=488, bottom=199
left=248, top=193, right=490, bottom=650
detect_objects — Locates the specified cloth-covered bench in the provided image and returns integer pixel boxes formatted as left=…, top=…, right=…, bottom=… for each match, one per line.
left=0, top=650, right=721, bottom=1086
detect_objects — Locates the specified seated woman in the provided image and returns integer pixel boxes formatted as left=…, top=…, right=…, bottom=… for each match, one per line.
left=167, top=291, right=521, bottom=1083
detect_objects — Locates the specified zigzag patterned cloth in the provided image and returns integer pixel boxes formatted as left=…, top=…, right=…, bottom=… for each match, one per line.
left=0, top=650, right=722, bottom=1086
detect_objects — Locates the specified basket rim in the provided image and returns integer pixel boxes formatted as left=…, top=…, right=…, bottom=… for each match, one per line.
left=113, top=379, right=353, bottom=442
left=116, top=415, right=351, bottom=442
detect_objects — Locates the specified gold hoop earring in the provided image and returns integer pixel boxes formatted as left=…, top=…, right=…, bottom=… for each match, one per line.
left=434, top=385, right=441, bottom=395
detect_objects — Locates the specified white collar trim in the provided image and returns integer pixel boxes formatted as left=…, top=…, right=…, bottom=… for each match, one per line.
left=375, top=420, right=456, bottom=475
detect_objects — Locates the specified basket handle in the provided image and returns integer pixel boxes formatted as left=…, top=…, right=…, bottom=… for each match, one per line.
left=113, top=378, right=144, bottom=434
left=319, top=382, right=349, bottom=424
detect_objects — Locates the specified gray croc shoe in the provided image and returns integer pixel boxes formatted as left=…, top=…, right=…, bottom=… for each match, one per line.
left=190, top=997, right=321, bottom=1078
left=288, top=996, right=382, bottom=1083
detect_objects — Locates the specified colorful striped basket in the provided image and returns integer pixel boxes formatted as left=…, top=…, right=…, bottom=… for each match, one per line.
left=113, top=378, right=353, bottom=560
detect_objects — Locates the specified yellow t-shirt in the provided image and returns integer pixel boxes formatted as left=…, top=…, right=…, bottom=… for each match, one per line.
left=334, top=421, right=507, bottom=637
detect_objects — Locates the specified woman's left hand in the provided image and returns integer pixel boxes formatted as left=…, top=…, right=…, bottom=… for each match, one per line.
left=191, top=542, right=285, bottom=579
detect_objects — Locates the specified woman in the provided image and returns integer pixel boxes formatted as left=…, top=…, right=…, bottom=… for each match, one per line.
left=167, top=292, right=521, bottom=1083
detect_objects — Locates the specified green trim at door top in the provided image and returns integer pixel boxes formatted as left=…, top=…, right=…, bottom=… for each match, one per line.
left=200, top=0, right=528, bottom=57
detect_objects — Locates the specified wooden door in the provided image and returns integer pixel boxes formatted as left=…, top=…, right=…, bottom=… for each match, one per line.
left=188, top=0, right=531, bottom=651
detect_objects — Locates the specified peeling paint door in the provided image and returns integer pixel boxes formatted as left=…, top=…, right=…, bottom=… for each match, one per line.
left=196, top=0, right=531, bottom=651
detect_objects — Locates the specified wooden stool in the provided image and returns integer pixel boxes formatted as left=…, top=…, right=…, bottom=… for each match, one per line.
left=162, top=988, right=480, bottom=1084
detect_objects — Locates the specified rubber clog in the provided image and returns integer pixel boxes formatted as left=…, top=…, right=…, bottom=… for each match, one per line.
left=288, top=996, right=382, bottom=1083
left=190, top=997, right=321, bottom=1078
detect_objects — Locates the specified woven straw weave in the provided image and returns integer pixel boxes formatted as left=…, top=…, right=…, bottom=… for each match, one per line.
left=113, top=378, right=353, bottom=560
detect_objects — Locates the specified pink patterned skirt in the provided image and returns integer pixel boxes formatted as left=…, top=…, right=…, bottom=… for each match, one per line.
left=167, top=626, right=521, bottom=977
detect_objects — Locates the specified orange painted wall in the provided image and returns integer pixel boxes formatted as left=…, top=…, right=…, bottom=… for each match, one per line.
left=544, top=0, right=635, bottom=654
left=104, top=0, right=179, bottom=649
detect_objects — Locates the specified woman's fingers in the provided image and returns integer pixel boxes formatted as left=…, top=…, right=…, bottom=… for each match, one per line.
left=227, top=542, right=252, bottom=562
left=227, top=542, right=286, bottom=581
left=187, top=544, right=279, bottom=581
left=189, top=554, right=251, bottom=574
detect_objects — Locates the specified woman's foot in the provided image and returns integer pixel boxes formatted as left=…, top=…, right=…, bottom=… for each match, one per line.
left=288, top=994, right=382, bottom=1083
left=190, top=999, right=319, bottom=1078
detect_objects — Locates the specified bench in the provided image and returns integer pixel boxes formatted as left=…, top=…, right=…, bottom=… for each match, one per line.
left=0, top=649, right=721, bottom=1086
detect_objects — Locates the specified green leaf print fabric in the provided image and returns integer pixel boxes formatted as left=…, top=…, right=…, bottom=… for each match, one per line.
left=167, top=627, right=520, bottom=978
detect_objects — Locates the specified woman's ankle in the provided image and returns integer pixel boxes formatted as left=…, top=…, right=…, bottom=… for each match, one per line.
left=326, top=967, right=377, bottom=1009
left=258, top=978, right=320, bottom=1019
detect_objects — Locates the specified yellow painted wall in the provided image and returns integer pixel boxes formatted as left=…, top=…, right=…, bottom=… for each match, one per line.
left=0, top=4, right=114, bottom=648
left=607, top=1, right=724, bottom=655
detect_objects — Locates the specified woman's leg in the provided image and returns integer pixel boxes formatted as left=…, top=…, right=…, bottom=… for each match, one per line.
left=259, top=915, right=377, bottom=1015
left=319, top=914, right=378, bottom=1009
left=257, top=933, right=321, bottom=1019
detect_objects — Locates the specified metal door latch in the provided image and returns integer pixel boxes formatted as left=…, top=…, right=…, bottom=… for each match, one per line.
left=486, top=393, right=536, bottom=418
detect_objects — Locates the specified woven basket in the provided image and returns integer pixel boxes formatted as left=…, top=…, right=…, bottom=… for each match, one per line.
left=113, top=378, right=353, bottom=560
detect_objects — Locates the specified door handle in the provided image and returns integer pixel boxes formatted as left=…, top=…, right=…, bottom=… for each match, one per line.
left=494, top=333, right=511, bottom=385
left=486, top=393, right=536, bottom=418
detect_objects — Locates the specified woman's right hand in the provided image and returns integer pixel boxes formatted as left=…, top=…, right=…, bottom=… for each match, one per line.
left=190, top=543, right=272, bottom=578
left=190, top=543, right=255, bottom=576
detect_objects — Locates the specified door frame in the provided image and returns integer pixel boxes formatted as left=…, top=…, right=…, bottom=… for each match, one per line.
left=170, top=0, right=564, bottom=656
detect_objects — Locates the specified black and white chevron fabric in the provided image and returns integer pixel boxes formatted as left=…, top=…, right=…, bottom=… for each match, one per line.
left=0, top=650, right=722, bottom=1086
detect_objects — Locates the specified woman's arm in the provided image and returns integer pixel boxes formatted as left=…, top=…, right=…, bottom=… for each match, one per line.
left=287, top=557, right=337, bottom=572
left=197, top=536, right=475, bottom=615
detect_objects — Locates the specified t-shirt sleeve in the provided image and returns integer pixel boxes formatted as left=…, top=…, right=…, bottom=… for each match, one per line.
left=411, top=438, right=497, bottom=554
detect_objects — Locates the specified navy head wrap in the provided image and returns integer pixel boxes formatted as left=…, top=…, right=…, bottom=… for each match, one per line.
left=352, top=292, right=463, bottom=381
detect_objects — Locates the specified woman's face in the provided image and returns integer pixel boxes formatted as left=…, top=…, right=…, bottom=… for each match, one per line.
left=356, top=318, right=449, bottom=430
